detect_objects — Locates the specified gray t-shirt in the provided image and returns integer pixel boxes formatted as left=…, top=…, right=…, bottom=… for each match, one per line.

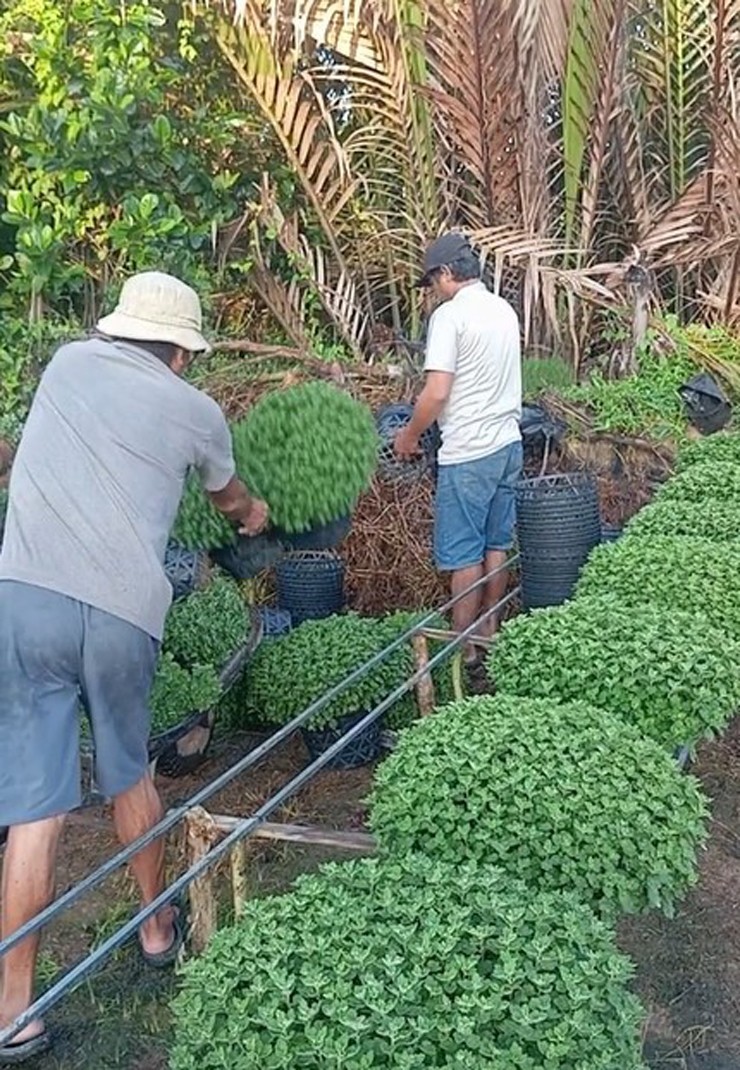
left=0, top=338, right=235, bottom=639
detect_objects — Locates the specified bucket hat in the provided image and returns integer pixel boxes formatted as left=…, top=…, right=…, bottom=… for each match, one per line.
left=96, top=271, right=210, bottom=353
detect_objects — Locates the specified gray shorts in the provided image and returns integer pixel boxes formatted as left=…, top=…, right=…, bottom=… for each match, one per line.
left=0, top=580, right=158, bottom=825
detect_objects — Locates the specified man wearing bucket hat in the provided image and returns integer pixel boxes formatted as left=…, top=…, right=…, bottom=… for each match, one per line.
left=395, top=233, right=522, bottom=663
left=0, top=272, right=267, bottom=1062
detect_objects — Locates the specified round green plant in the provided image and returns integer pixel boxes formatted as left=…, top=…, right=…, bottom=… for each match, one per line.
left=149, top=654, right=221, bottom=733
left=245, top=611, right=454, bottom=732
left=654, top=461, right=740, bottom=505
left=624, top=497, right=740, bottom=543
left=676, top=432, right=740, bottom=471
left=576, top=534, right=740, bottom=641
left=170, top=854, right=647, bottom=1070
left=162, top=574, right=247, bottom=668
left=369, top=695, right=708, bottom=917
left=490, top=595, right=740, bottom=749
left=173, top=382, right=379, bottom=548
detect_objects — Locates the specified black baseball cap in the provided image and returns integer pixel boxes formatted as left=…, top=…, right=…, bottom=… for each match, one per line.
left=415, top=232, right=473, bottom=287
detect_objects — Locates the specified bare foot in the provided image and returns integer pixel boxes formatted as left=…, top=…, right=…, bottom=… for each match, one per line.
left=0, top=1016, right=46, bottom=1046
left=138, top=905, right=176, bottom=956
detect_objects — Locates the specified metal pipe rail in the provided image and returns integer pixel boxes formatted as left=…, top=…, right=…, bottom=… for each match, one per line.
left=0, top=568, right=519, bottom=1046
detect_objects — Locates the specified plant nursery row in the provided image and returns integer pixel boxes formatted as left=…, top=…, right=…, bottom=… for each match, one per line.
left=160, top=428, right=740, bottom=1070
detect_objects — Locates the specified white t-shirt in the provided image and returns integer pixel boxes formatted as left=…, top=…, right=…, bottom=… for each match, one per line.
left=424, top=282, right=522, bottom=465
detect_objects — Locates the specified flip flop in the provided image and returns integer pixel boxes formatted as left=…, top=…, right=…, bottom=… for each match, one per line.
left=138, top=906, right=186, bottom=970
left=0, top=1029, right=51, bottom=1065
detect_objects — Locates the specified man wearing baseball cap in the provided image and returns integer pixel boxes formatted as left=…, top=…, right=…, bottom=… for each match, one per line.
left=395, top=233, right=522, bottom=663
left=0, top=271, right=267, bottom=1062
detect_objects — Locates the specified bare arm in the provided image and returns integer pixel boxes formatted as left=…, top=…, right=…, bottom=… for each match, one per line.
left=209, top=476, right=268, bottom=536
left=395, top=372, right=454, bottom=457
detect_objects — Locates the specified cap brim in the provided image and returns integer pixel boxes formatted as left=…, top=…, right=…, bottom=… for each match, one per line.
left=96, top=310, right=212, bottom=354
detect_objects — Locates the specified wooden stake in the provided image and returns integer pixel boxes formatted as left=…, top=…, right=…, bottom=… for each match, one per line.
left=412, top=633, right=436, bottom=716
left=185, top=806, right=219, bottom=953
left=230, top=841, right=252, bottom=920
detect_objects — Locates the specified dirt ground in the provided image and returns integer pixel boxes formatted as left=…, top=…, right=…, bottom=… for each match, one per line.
left=2, top=711, right=740, bottom=1070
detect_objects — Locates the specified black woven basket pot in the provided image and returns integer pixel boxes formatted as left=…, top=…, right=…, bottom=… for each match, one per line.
left=516, top=472, right=601, bottom=610
left=164, top=542, right=207, bottom=600
left=375, top=402, right=440, bottom=485
left=601, top=523, right=623, bottom=543
left=276, top=550, right=346, bottom=625
left=301, top=711, right=383, bottom=770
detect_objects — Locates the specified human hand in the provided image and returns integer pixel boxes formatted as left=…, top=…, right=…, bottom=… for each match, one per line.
left=394, top=426, right=422, bottom=460
left=239, top=497, right=269, bottom=536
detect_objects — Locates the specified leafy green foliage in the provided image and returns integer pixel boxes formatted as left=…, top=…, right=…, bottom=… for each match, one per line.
left=563, top=347, right=695, bottom=439
left=244, top=610, right=456, bottom=732
left=576, top=535, right=740, bottom=641
left=624, top=497, right=740, bottom=543
left=149, top=573, right=248, bottom=732
left=170, top=854, right=647, bottom=1070
left=375, top=609, right=460, bottom=730
left=490, top=596, right=740, bottom=749
left=654, top=461, right=740, bottom=505
left=162, top=575, right=246, bottom=669
left=149, top=654, right=221, bottom=734
left=173, top=383, right=379, bottom=548
left=676, top=432, right=740, bottom=472
left=0, top=316, right=80, bottom=421
left=522, top=355, right=574, bottom=399
left=0, top=0, right=272, bottom=315
left=369, top=695, right=708, bottom=917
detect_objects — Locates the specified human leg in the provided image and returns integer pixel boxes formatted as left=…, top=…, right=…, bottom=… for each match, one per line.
left=482, top=440, right=523, bottom=636
left=433, top=462, right=489, bottom=663
left=0, top=818, right=64, bottom=1047
left=0, top=582, right=84, bottom=1049
left=81, top=608, right=175, bottom=958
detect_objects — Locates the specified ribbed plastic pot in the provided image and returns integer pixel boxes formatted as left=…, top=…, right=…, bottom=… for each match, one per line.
left=276, top=551, right=346, bottom=625
left=301, top=711, right=383, bottom=770
left=601, top=524, right=623, bottom=543
left=164, top=542, right=207, bottom=600
left=516, top=472, right=600, bottom=609
left=375, top=402, right=440, bottom=484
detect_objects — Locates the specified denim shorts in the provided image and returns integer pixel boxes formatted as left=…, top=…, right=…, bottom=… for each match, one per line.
left=0, top=580, right=158, bottom=825
left=434, top=440, right=523, bottom=571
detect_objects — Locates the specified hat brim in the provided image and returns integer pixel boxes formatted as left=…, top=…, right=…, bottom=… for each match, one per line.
left=96, top=310, right=211, bottom=354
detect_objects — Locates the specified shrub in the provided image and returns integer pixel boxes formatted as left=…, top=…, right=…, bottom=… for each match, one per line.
left=244, top=611, right=456, bottom=732
left=149, top=573, right=248, bottom=732
left=522, top=355, right=574, bottom=399
left=490, top=595, right=740, bottom=749
left=369, top=695, right=708, bottom=916
left=562, top=347, right=695, bottom=439
left=575, top=535, right=740, bottom=641
left=170, top=854, right=647, bottom=1070
left=654, top=460, right=740, bottom=505
left=676, top=432, right=740, bottom=471
left=173, top=383, right=379, bottom=548
left=162, top=574, right=247, bottom=668
left=623, top=498, right=740, bottom=543
left=148, top=654, right=220, bottom=733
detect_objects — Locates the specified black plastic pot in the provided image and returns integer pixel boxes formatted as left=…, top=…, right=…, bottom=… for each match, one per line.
left=301, top=710, right=383, bottom=770
left=279, top=515, right=351, bottom=551
left=516, top=472, right=601, bottom=610
left=276, top=551, right=346, bottom=625
left=601, top=524, right=623, bottom=544
left=211, top=532, right=287, bottom=580
left=164, top=542, right=207, bottom=600
left=375, top=402, right=440, bottom=484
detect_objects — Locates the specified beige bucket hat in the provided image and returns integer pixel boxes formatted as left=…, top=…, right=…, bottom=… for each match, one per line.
left=96, top=271, right=211, bottom=353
